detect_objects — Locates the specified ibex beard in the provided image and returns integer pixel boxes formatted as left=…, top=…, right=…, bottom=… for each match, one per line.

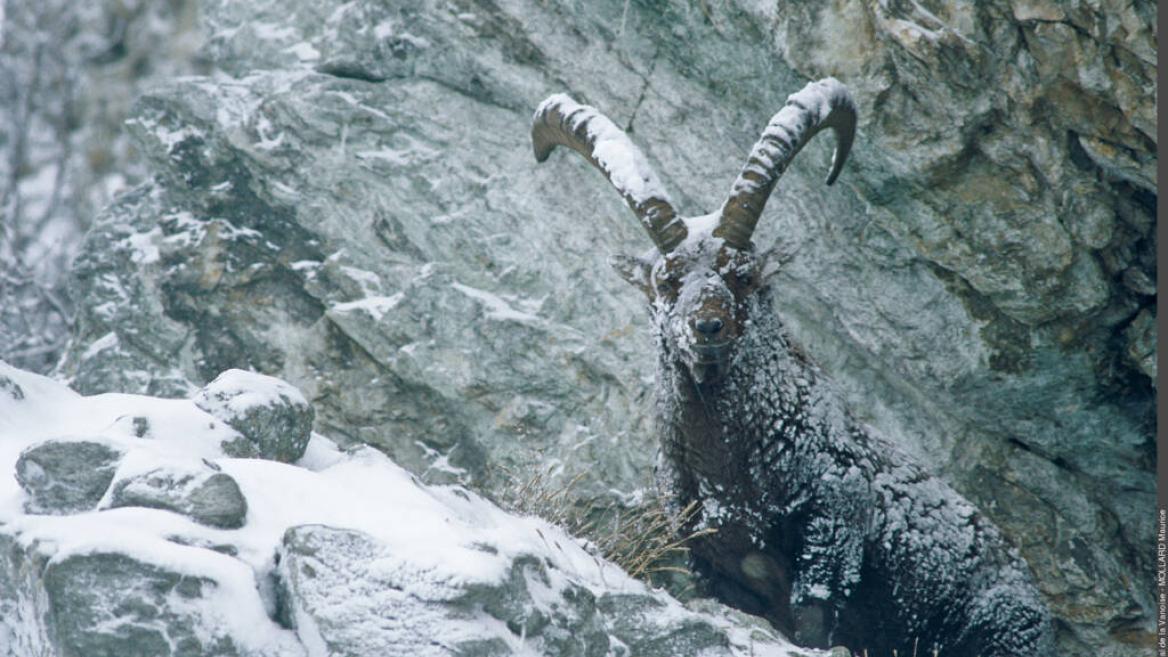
left=531, top=78, right=1053, bottom=657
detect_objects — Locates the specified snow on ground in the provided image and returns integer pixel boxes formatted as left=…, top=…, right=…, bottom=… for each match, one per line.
left=0, top=361, right=813, bottom=656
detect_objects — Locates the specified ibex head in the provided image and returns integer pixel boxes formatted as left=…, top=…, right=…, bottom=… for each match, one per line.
left=532, top=79, right=856, bottom=385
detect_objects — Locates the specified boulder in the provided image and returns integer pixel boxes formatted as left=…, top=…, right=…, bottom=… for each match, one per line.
left=0, top=529, right=272, bottom=657
left=0, top=531, right=53, bottom=656
left=15, top=439, right=123, bottom=515
left=43, top=551, right=241, bottom=657
left=194, top=369, right=314, bottom=462
left=108, top=465, right=249, bottom=529
left=276, top=523, right=798, bottom=657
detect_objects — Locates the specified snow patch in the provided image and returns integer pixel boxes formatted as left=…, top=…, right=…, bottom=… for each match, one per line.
left=124, top=226, right=162, bottom=264
left=81, top=332, right=119, bottom=361
left=450, top=282, right=541, bottom=325
left=252, top=23, right=298, bottom=41
left=284, top=42, right=320, bottom=62
left=197, top=369, right=308, bottom=414
left=330, top=293, right=404, bottom=321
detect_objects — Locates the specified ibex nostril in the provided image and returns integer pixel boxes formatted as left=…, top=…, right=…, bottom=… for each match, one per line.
left=695, top=318, right=724, bottom=335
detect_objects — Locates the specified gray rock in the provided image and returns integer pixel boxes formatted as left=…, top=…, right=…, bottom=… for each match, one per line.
left=277, top=524, right=596, bottom=657
left=54, top=0, right=1154, bottom=654
left=0, top=527, right=256, bottom=657
left=15, top=439, right=123, bottom=514
left=108, top=466, right=249, bottom=529
left=43, top=552, right=240, bottom=657
left=0, top=530, right=53, bottom=656
left=276, top=523, right=795, bottom=657
left=193, top=370, right=314, bottom=462
left=598, top=594, right=729, bottom=656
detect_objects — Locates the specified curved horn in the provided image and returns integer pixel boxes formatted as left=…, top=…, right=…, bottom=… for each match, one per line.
left=532, top=94, right=687, bottom=253
left=714, top=78, right=856, bottom=250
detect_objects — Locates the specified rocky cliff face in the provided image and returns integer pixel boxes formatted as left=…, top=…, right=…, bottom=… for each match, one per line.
left=45, top=0, right=1155, bottom=655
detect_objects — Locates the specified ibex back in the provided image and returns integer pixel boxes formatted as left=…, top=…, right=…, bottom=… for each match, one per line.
left=531, top=78, right=1052, bottom=657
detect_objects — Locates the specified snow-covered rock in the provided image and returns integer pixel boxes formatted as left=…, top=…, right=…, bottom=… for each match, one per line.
left=275, top=525, right=612, bottom=657
left=39, top=549, right=250, bottom=657
left=0, top=361, right=821, bottom=657
left=108, top=464, right=249, bottom=529
left=275, top=523, right=790, bottom=657
left=194, top=369, right=315, bottom=462
left=15, top=439, right=123, bottom=515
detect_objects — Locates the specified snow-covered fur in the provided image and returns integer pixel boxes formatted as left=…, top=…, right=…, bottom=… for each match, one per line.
left=645, top=233, right=1053, bottom=656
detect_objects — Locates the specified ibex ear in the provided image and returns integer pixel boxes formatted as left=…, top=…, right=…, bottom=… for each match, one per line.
left=608, top=254, right=653, bottom=296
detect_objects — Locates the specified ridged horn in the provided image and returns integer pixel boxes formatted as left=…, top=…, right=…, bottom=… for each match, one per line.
left=714, top=78, right=856, bottom=250
left=532, top=94, right=687, bottom=253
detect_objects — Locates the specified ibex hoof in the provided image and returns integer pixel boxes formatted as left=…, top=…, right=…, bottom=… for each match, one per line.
left=829, top=647, right=852, bottom=657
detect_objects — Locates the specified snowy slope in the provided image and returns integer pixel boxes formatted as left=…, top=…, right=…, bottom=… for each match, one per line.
left=0, top=361, right=818, bottom=657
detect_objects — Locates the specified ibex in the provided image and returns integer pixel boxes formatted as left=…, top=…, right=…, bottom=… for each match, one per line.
left=531, top=79, right=1052, bottom=656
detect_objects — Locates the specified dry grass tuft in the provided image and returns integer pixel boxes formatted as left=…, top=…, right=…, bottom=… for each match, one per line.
left=494, top=465, right=716, bottom=586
